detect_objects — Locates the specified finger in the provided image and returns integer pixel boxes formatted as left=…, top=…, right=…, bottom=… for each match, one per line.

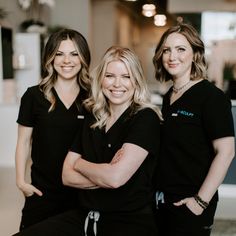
left=33, top=188, right=43, bottom=196
left=173, top=199, right=185, bottom=206
left=25, top=192, right=34, bottom=197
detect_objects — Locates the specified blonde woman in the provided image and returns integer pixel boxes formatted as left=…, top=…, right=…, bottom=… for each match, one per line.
left=13, top=46, right=161, bottom=236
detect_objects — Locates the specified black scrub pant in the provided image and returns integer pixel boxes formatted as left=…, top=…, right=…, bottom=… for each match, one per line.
left=19, top=194, right=77, bottom=230
left=13, top=207, right=159, bottom=236
left=156, top=199, right=217, bottom=236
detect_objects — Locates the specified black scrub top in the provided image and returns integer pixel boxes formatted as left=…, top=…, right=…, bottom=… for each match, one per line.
left=17, top=85, right=86, bottom=200
left=71, top=107, right=161, bottom=212
left=157, top=80, right=235, bottom=196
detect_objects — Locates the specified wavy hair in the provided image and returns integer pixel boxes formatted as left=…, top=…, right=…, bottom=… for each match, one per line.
left=39, top=28, right=91, bottom=111
left=153, top=23, right=207, bottom=82
left=84, top=46, right=162, bottom=129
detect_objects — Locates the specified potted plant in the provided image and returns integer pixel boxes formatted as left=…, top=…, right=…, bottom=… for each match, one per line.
left=18, top=0, right=55, bottom=34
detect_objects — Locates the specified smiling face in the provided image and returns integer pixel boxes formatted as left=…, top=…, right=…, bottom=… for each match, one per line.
left=102, top=60, right=135, bottom=111
left=53, top=39, right=81, bottom=81
left=162, top=32, right=194, bottom=80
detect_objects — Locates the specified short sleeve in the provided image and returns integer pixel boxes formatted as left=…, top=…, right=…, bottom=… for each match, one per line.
left=203, top=90, right=234, bottom=140
left=124, top=108, right=161, bottom=155
left=17, top=88, right=35, bottom=127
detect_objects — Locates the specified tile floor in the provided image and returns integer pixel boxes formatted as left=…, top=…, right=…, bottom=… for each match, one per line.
left=0, top=167, right=24, bottom=235
left=0, top=166, right=236, bottom=236
left=212, top=219, right=236, bottom=236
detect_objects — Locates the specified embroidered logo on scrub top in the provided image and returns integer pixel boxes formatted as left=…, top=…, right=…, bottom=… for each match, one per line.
left=172, top=109, right=194, bottom=117
left=77, top=115, right=84, bottom=119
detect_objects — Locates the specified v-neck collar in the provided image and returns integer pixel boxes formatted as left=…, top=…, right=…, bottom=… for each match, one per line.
left=52, top=87, right=79, bottom=110
left=105, top=106, right=132, bottom=134
left=168, top=79, right=205, bottom=107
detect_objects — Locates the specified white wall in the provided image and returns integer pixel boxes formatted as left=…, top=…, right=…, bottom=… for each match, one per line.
left=168, top=0, right=236, bottom=12
left=0, top=1, right=26, bottom=31
left=14, top=33, right=41, bottom=101
left=0, top=0, right=91, bottom=40
left=50, top=0, right=91, bottom=42
left=0, top=104, right=18, bottom=166
left=90, top=0, right=117, bottom=67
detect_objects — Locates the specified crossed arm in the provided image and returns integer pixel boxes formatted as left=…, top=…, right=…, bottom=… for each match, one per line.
left=62, top=151, right=98, bottom=189
left=62, top=143, right=148, bottom=189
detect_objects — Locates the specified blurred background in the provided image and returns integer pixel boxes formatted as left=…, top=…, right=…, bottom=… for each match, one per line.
left=0, top=0, right=235, bottom=235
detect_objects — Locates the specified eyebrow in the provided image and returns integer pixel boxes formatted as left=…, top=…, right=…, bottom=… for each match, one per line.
left=176, top=45, right=187, bottom=48
left=105, top=72, right=130, bottom=76
left=57, top=50, right=78, bottom=53
left=163, top=45, right=187, bottom=48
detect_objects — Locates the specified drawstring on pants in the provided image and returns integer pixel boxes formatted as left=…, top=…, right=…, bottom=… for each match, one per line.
left=156, top=191, right=164, bottom=209
left=84, top=211, right=100, bottom=236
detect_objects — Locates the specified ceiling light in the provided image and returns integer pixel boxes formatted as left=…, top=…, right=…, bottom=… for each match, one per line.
left=154, top=14, right=167, bottom=26
left=142, top=4, right=156, bottom=17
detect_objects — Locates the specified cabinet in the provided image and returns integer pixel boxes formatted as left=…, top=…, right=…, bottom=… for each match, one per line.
left=0, top=26, right=14, bottom=103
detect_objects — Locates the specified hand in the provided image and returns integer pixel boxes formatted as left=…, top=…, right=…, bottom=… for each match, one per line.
left=17, top=182, right=43, bottom=197
left=174, top=197, right=204, bottom=215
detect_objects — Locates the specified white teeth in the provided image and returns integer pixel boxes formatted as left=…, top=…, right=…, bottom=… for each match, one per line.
left=111, top=90, right=124, bottom=95
left=62, top=67, right=73, bottom=71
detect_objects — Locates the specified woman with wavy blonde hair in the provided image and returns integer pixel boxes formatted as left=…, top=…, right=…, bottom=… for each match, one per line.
left=15, top=28, right=91, bottom=230
left=13, top=46, right=161, bottom=236
left=85, top=45, right=162, bottom=128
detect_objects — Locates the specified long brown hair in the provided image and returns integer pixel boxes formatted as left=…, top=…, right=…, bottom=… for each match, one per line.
left=39, top=28, right=91, bottom=111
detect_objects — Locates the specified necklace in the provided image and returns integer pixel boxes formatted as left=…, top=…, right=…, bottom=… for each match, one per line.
left=172, top=80, right=191, bottom=93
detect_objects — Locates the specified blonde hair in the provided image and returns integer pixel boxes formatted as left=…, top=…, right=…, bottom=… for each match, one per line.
left=84, top=46, right=162, bottom=129
left=39, top=28, right=91, bottom=111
